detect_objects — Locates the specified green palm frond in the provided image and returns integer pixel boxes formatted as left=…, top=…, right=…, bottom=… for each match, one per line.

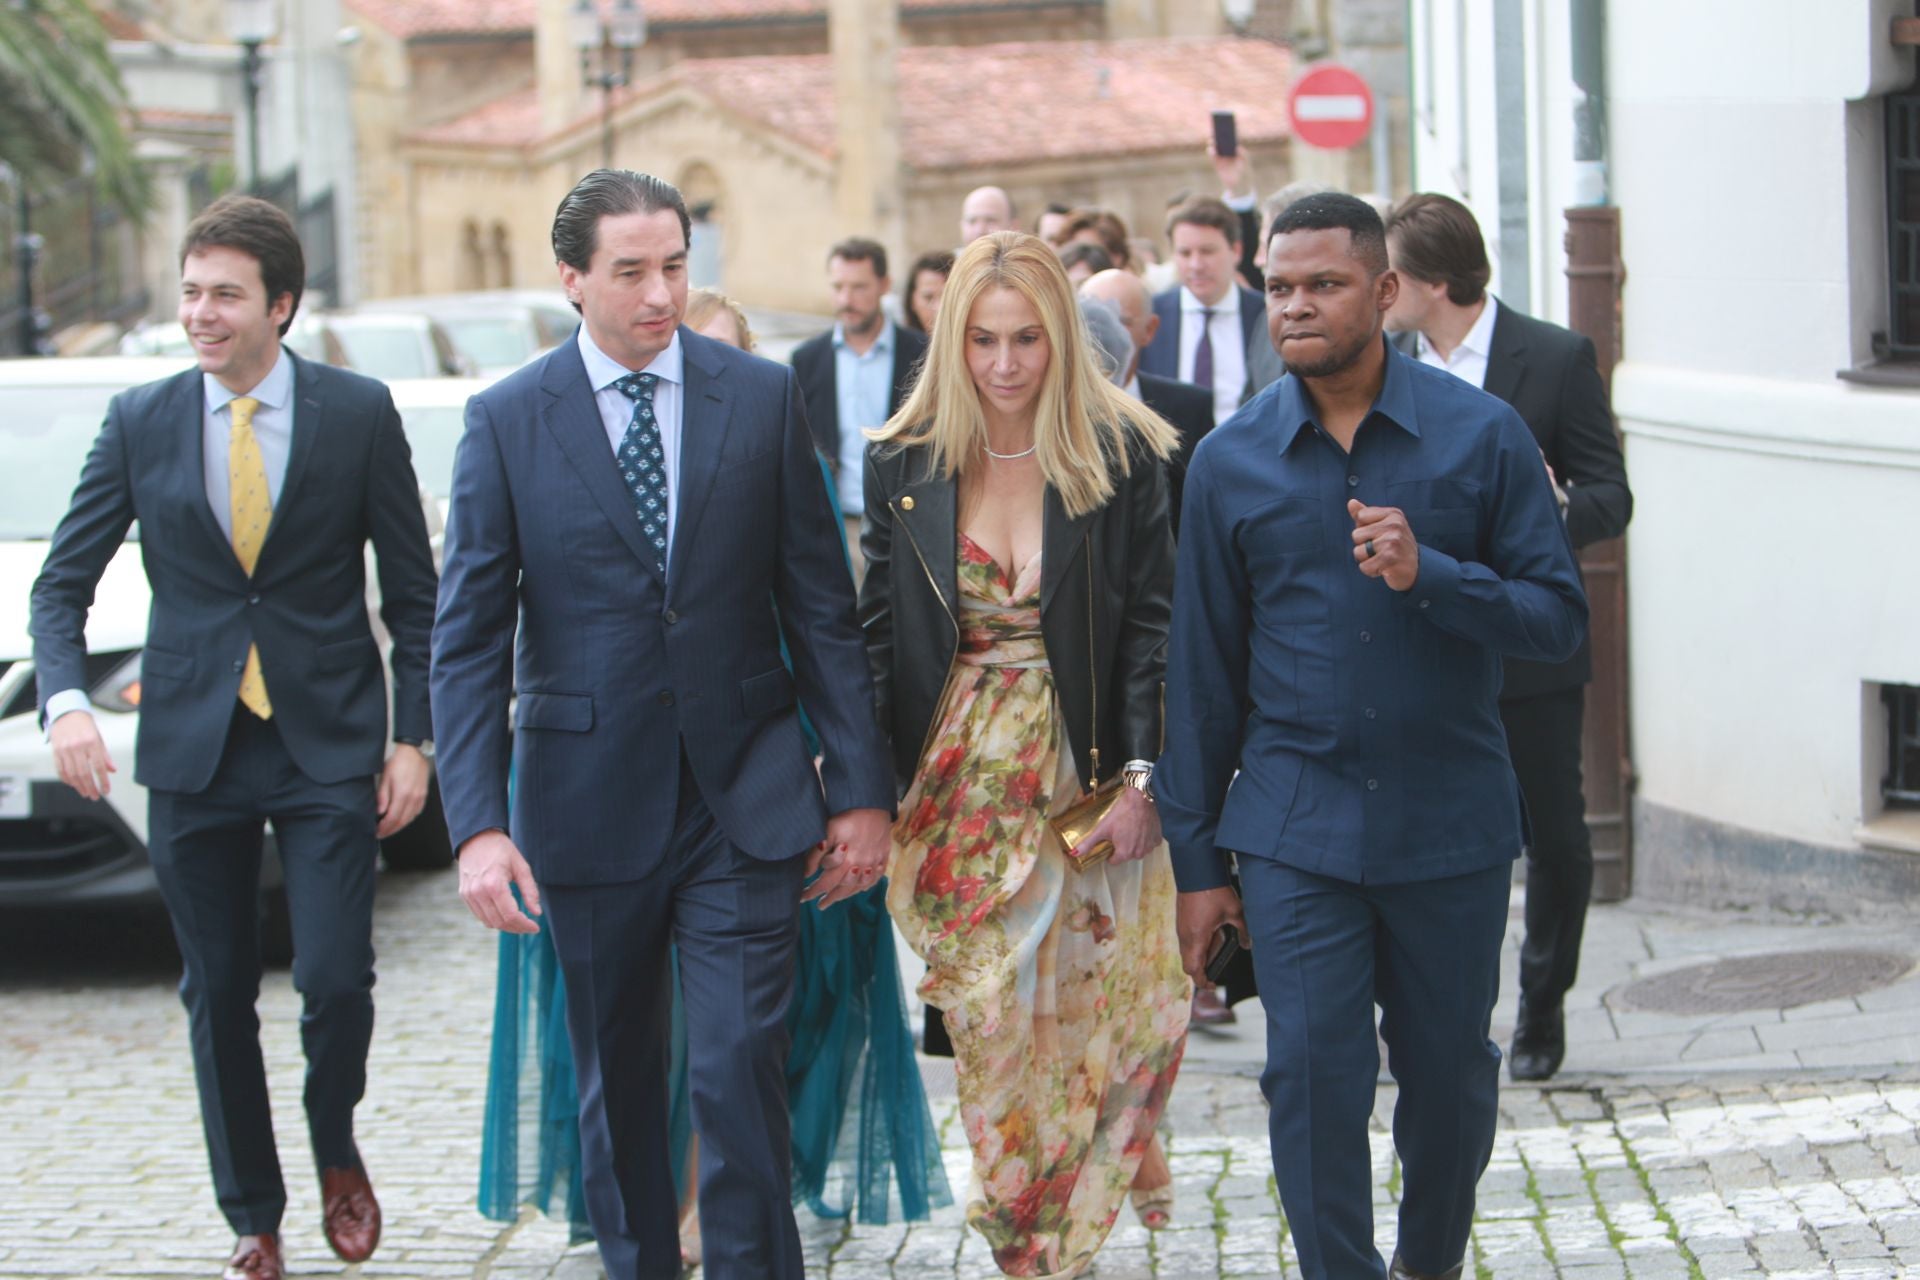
left=0, top=0, right=149, bottom=219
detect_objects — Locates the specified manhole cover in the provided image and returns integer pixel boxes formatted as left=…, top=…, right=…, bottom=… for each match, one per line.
left=1610, top=949, right=1914, bottom=1014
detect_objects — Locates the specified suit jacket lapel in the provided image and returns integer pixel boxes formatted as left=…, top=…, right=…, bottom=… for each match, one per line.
left=258, top=350, right=321, bottom=564
left=1483, top=299, right=1527, bottom=406
left=1040, top=482, right=1097, bottom=614
left=667, top=329, right=732, bottom=592
left=540, top=338, right=663, bottom=581
left=171, top=369, right=238, bottom=569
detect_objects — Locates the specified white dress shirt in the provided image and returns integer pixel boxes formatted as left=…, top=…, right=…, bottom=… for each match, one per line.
left=830, top=320, right=896, bottom=515
left=1414, top=295, right=1499, bottom=391
left=577, top=323, right=686, bottom=557
left=46, top=349, right=298, bottom=728
left=1177, top=286, right=1248, bottom=428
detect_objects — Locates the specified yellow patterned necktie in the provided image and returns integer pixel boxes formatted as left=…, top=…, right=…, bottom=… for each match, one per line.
left=228, top=395, right=274, bottom=719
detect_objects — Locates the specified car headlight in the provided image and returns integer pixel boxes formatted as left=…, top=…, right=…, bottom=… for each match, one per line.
left=89, top=650, right=144, bottom=714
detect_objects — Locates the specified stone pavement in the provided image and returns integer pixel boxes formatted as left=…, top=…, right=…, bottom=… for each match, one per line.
left=3, top=868, right=1919, bottom=1279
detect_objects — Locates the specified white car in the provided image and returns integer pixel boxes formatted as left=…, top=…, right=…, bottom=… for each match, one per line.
left=0, top=356, right=484, bottom=954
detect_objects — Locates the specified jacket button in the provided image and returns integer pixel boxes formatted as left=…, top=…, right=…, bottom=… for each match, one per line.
left=248, top=594, right=261, bottom=606
left=900, top=496, right=915, bottom=511
left=658, top=691, right=675, bottom=707
left=232, top=659, right=245, bottom=673
left=664, top=609, right=678, bottom=625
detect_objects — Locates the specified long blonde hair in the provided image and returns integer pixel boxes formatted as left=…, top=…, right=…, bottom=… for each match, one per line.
left=868, top=231, right=1177, bottom=518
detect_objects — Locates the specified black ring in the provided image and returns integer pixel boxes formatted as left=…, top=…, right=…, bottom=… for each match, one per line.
left=1365, top=539, right=1377, bottom=559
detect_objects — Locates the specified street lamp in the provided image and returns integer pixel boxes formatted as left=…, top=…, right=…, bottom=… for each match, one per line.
left=572, top=0, right=647, bottom=170
left=225, top=0, right=278, bottom=191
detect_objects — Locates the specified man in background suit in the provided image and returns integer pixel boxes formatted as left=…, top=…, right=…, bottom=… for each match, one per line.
left=432, top=170, right=895, bottom=1280
left=1139, top=196, right=1276, bottom=424
left=1385, top=192, right=1633, bottom=1082
left=30, top=195, right=437, bottom=1279
left=1080, top=268, right=1214, bottom=530
left=790, top=237, right=928, bottom=579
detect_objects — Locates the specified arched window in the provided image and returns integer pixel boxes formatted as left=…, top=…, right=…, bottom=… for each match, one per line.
left=678, top=162, right=725, bottom=289
left=461, top=219, right=486, bottom=290
left=490, top=221, right=513, bottom=288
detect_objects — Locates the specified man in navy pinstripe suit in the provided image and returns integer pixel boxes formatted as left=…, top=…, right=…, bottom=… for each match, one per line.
left=430, top=170, right=895, bottom=1280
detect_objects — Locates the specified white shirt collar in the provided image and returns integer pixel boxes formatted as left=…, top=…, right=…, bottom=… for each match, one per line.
left=1180, top=285, right=1234, bottom=315
left=203, top=344, right=292, bottom=414
left=578, top=322, right=684, bottom=392
left=1417, top=295, right=1499, bottom=364
left=1125, top=373, right=1143, bottom=400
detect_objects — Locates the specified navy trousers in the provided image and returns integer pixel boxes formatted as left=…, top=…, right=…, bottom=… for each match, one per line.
left=1240, top=856, right=1510, bottom=1279
left=147, top=708, right=379, bottom=1237
left=543, top=759, right=807, bottom=1280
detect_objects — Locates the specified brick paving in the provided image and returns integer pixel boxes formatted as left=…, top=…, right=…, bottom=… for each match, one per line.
left=4, top=871, right=1920, bottom=1278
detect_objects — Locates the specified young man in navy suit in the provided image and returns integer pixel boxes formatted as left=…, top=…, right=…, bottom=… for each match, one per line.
left=431, top=170, right=895, bottom=1280
left=31, top=195, right=437, bottom=1279
left=1138, top=196, right=1275, bottom=424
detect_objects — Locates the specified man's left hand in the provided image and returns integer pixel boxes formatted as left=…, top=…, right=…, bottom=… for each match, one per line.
left=801, top=807, right=892, bottom=910
left=375, top=744, right=432, bottom=839
left=1070, top=787, right=1162, bottom=864
left=1348, top=499, right=1420, bottom=591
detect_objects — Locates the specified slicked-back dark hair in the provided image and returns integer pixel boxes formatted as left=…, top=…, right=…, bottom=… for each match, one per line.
left=828, top=236, right=889, bottom=281
left=1384, top=192, right=1491, bottom=305
left=551, top=168, right=691, bottom=307
left=180, top=194, right=305, bottom=336
left=1267, top=192, right=1390, bottom=277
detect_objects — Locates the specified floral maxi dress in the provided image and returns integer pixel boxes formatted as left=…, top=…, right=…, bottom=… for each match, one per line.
left=887, top=534, right=1192, bottom=1279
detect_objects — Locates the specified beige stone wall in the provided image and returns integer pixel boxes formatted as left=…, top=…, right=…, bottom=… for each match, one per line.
left=408, top=37, right=536, bottom=126
left=349, top=23, right=418, bottom=300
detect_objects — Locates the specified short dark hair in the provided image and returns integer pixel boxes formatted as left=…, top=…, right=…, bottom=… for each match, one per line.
left=1164, top=196, right=1241, bottom=248
left=1057, top=242, right=1115, bottom=276
left=1384, top=193, right=1491, bottom=305
left=899, top=249, right=954, bottom=333
left=828, top=236, right=889, bottom=281
left=179, top=195, right=305, bottom=336
left=1267, top=192, right=1389, bottom=276
left=551, top=168, right=691, bottom=282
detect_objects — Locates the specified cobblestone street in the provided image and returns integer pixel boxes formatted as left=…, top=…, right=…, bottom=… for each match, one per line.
left=4, top=869, right=1919, bottom=1279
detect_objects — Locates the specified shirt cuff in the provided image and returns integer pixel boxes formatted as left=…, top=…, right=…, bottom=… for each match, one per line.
left=1400, top=545, right=1463, bottom=617
left=42, top=689, right=93, bottom=740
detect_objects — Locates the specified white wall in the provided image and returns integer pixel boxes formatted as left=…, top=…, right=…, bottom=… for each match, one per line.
left=1410, top=0, right=1920, bottom=878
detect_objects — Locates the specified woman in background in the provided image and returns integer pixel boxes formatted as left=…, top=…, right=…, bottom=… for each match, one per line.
left=900, top=250, right=954, bottom=337
left=480, top=286, right=951, bottom=1266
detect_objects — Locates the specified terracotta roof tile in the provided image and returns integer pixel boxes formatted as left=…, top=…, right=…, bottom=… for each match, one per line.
left=410, top=37, right=1294, bottom=167
left=346, top=0, right=1091, bottom=40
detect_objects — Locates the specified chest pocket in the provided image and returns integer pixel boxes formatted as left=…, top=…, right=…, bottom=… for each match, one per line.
left=1242, top=497, right=1328, bottom=626
left=1388, top=477, right=1481, bottom=564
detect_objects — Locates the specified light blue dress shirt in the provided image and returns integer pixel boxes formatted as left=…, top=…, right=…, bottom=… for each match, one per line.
left=832, top=320, right=895, bottom=515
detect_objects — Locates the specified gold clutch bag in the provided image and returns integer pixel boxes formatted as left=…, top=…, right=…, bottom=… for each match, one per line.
left=1049, top=779, right=1125, bottom=871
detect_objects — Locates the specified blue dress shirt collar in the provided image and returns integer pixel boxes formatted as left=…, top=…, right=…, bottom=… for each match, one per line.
left=577, top=322, right=684, bottom=392
left=202, top=344, right=293, bottom=416
left=1270, top=336, right=1425, bottom=450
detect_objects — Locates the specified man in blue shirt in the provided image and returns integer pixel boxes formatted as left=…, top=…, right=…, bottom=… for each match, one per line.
left=1155, top=194, right=1587, bottom=1280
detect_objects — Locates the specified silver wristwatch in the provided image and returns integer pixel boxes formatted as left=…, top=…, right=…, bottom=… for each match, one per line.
left=1120, top=759, right=1155, bottom=803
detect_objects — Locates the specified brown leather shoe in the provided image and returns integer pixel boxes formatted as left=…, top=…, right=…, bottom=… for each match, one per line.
left=320, top=1165, right=382, bottom=1263
left=222, top=1234, right=283, bottom=1280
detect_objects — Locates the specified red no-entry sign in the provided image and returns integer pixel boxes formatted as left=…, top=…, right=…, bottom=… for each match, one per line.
left=1288, top=64, right=1374, bottom=151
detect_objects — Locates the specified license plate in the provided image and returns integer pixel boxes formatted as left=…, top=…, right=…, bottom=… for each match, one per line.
left=0, top=773, right=28, bottom=818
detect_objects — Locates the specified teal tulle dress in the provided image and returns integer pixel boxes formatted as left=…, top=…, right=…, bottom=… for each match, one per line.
left=478, top=458, right=951, bottom=1236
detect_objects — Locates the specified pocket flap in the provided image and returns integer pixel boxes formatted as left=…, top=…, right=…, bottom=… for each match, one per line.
left=315, top=637, right=379, bottom=672
left=739, top=667, right=796, bottom=718
left=141, top=646, right=194, bottom=680
left=517, top=691, right=594, bottom=732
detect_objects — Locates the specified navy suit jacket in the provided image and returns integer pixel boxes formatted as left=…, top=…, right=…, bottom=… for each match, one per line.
left=431, top=328, right=894, bottom=886
left=1138, top=284, right=1266, bottom=396
left=30, top=351, right=437, bottom=792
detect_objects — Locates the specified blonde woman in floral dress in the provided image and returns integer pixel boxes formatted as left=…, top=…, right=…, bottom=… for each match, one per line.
left=858, top=232, right=1192, bottom=1278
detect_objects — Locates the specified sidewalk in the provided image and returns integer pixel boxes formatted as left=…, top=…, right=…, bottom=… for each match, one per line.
left=3, top=874, right=1918, bottom=1278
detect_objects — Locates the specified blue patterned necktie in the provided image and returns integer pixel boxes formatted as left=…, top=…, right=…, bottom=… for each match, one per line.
left=613, top=371, right=668, bottom=575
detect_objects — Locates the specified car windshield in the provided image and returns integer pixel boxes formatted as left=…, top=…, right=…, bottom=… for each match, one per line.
left=397, top=403, right=466, bottom=500
left=0, top=383, right=133, bottom=540
left=330, top=323, right=435, bottom=381
left=436, top=315, right=534, bottom=370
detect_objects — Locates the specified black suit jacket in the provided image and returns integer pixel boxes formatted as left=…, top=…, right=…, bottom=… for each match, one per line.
left=30, top=350, right=438, bottom=792
left=1136, top=371, right=1215, bottom=533
left=1398, top=300, right=1631, bottom=699
left=790, top=322, right=928, bottom=480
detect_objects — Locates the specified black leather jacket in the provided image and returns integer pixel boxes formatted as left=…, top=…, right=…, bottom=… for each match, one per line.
left=857, top=440, right=1175, bottom=798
